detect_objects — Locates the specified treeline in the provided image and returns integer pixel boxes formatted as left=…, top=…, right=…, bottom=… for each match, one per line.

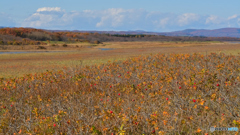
left=1, top=27, right=240, bottom=45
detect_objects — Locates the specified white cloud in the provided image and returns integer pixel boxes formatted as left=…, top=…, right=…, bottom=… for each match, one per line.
left=238, top=18, right=240, bottom=26
left=0, top=12, right=16, bottom=26
left=159, top=18, right=169, bottom=27
left=37, top=7, right=63, bottom=12
left=20, top=7, right=240, bottom=31
left=205, top=15, right=223, bottom=24
left=22, top=7, right=71, bottom=29
left=96, top=8, right=127, bottom=27
left=96, top=8, right=147, bottom=28
left=226, top=14, right=240, bottom=27
left=228, top=14, right=238, bottom=20
left=177, top=13, right=200, bottom=26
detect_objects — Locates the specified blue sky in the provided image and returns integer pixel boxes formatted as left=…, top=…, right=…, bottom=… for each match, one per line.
left=0, top=0, right=240, bottom=32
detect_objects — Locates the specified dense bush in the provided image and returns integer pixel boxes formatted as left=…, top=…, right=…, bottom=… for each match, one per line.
left=0, top=40, right=4, bottom=45
left=0, top=53, right=240, bottom=134
left=94, top=40, right=101, bottom=44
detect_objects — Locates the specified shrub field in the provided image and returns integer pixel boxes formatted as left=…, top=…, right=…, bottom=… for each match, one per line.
left=0, top=52, right=240, bottom=134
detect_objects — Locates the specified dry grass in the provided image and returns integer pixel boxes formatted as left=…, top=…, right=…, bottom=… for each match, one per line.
left=0, top=50, right=128, bottom=78
left=0, top=42, right=94, bottom=51
left=1, top=42, right=240, bottom=78
left=98, top=41, right=224, bottom=49
left=0, top=41, right=225, bottom=51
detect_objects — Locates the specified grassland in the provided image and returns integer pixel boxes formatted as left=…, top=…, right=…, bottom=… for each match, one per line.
left=0, top=42, right=240, bottom=134
left=1, top=41, right=240, bottom=78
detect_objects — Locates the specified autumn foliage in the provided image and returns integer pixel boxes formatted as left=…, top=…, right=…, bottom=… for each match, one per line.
left=0, top=52, right=240, bottom=134
left=1, top=27, right=240, bottom=46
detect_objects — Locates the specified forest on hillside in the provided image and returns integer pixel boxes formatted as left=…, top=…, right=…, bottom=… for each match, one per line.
left=1, top=27, right=240, bottom=45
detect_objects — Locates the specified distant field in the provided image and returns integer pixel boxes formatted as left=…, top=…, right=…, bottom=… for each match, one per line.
left=0, top=41, right=240, bottom=78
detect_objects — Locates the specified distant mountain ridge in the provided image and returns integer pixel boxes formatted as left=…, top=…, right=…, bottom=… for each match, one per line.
left=160, top=28, right=240, bottom=38
left=51, top=28, right=240, bottom=38
left=1, top=27, right=240, bottom=38
left=1, top=27, right=240, bottom=45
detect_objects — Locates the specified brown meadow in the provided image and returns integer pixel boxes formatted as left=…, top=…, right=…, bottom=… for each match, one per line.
left=0, top=42, right=240, bottom=134
left=1, top=41, right=240, bottom=78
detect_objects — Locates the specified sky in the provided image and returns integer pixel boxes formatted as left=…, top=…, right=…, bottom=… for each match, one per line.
left=0, top=0, right=240, bottom=32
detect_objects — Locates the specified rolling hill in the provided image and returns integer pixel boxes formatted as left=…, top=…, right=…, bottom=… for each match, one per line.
left=57, top=28, right=240, bottom=38
left=160, top=28, right=240, bottom=38
left=1, top=27, right=240, bottom=45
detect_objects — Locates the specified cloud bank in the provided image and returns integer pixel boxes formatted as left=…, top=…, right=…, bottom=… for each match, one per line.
left=0, top=12, right=16, bottom=27
left=19, top=7, right=240, bottom=31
